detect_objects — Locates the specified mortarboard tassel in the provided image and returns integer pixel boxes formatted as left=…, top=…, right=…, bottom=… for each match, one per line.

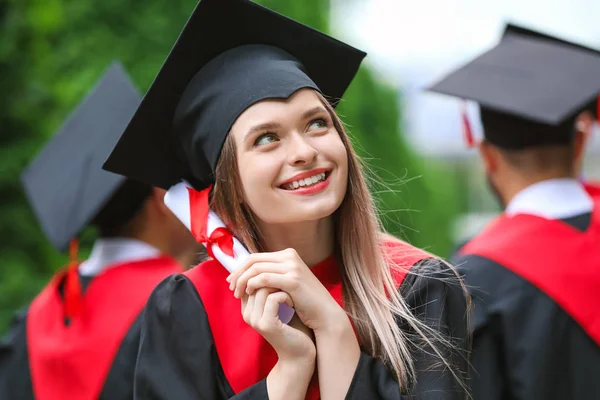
left=164, top=182, right=295, bottom=324
left=64, top=238, right=83, bottom=320
left=461, top=101, right=475, bottom=148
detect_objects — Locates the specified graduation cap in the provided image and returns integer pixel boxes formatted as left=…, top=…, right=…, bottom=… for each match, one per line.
left=21, top=62, right=142, bottom=252
left=102, top=0, right=366, bottom=191
left=427, top=28, right=600, bottom=149
left=501, top=23, right=600, bottom=121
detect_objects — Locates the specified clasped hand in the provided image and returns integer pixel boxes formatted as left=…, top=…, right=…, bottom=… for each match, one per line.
left=227, top=248, right=343, bottom=332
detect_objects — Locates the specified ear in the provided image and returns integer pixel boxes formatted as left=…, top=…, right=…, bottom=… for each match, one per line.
left=575, top=111, right=594, bottom=138
left=478, top=140, right=498, bottom=174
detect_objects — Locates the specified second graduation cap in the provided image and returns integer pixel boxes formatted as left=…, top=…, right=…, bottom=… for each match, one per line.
left=21, top=62, right=142, bottom=251
left=103, top=0, right=366, bottom=191
left=428, top=29, right=600, bottom=149
left=501, top=23, right=600, bottom=121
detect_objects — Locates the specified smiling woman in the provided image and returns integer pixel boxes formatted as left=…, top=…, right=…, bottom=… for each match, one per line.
left=102, top=0, right=470, bottom=399
left=228, top=90, right=348, bottom=230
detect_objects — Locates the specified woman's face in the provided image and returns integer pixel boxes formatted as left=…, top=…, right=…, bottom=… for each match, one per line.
left=230, top=89, right=348, bottom=226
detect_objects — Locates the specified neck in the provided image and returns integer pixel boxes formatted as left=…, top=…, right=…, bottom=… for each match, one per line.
left=176, top=244, right=205, bottom=269
left=256, top=217, right=335, bottom=267
left=124, top=228, right=168, bottom=257
left=499, top=171, right=572, bottom=207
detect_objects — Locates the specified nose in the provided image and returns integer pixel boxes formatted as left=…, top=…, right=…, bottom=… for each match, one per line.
left=287, top=134, right=318, bottom=166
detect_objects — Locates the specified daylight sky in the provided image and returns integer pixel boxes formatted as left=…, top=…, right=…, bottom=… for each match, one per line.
left=332, top=0, right=600, bottom=157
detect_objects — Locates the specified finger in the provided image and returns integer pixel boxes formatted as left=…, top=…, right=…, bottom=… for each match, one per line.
left=245, top=273, right=295, bottom=296
left=289, top=314, right=314, bottom=341
left=242, top=293, right=254, bottom=325
left=227, top=253, right=278, bottom=286
left=262, top=291, right=294, bottom=326
left=250, top=288, right=274, bottom=326
left=227, top=250, right=293, bottom=285
left=233, top=262, right=287, bottom=298
left=241, top=293, right=249, bottom=314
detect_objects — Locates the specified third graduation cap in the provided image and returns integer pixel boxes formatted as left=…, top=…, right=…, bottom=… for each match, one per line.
left=103, top=0, right=366, bottom=191
left=428, top=30, right=600, bottom=149
left=21, top=62, right=141, bottom=251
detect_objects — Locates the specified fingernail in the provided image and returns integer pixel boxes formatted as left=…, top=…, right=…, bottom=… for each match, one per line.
left=225, top=275, right=232, bottom=282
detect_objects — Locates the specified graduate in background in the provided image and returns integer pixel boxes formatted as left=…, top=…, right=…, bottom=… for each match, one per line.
left=450, top=23, right=600, bottom=256
left=103, top=0, right=470, bottom=398
left=0, top=62, right=201, bottom=400
left=502, top=23, right=600, bottom=198
left=429, top=27, right=600, bottom=399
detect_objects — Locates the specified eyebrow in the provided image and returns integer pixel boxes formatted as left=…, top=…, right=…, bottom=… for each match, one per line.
left=243, top=122, right=282, bottom=142
left=301, top=106, right=328, bottom=120
left=243, top=106, right=328, bottom=142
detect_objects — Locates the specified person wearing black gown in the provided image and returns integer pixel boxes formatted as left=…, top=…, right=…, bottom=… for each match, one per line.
left=428, top=24, right=600, bottom=399
left=0, top=63, right=200, bottom=400
left=103, top=0, right=471, bottom=398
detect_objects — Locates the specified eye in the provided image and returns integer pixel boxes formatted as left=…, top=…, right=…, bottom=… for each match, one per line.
left=253, top=133, right=280, bottom=147
left=307, top=117, right=329, bottom=131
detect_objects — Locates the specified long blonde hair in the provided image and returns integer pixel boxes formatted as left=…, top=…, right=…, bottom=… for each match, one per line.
left=211, top=91, right=468, bottom=392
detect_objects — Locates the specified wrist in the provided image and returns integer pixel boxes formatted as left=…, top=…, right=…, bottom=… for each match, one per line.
left=267, top=358, right=315, bottom=400
left=314, top=308, right=353, bottom=337
left=277, top=352, right=316, bottom=375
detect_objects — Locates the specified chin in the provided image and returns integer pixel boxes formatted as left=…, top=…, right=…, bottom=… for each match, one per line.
left=256, top=198, right=341, bottom=225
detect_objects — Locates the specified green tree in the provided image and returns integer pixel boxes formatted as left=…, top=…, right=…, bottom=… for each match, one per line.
left=0, top=0, right=65, bottom=331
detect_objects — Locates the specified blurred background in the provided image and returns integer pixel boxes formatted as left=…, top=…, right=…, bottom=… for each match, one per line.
left=1, top=0, right=599, bottom=334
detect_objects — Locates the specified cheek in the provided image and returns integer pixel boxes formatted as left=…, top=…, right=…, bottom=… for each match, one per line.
left=323, top=134, right=348, bottom=175
left=236, top=153, right=282, bottom=204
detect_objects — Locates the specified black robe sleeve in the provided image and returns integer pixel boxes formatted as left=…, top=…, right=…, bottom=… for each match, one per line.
left=133, top=274, right=268, bottom=400
left=0, top=308, right=35, bottom=400
left=345, top=258, right=470, bottom=400
left=99, top=313, right=144, bottom=400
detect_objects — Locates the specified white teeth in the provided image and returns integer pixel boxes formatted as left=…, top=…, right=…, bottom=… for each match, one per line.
left=283, top=172, right=327, bottom=190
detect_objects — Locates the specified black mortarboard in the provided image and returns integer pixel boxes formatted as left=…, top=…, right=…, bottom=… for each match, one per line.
left=103, top=0, right=366, bottom=191
left=21, top=62, right=142, bottom=251
left=427, top=29, right=600, bottom=149
left=502, top=23, right=600, bottom=55
left=501, top=23, right=600, bottom=121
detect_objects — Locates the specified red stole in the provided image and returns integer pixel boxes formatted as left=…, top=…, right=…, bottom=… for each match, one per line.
left=186, top=241, right=429, bottom=399
left=584, top=181, right=600, bottom=200
left=461, top=199, right=600, bottom=346
left=27, top=256, right=182, bottom=400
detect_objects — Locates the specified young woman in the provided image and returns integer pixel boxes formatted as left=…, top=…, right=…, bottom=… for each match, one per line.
left=103, top=0, right=470, bottom=399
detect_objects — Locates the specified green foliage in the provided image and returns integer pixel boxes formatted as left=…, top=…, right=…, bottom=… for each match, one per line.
left=0, top=0, right=459, bottom=334
left=337, top=69, right=460, bottom=255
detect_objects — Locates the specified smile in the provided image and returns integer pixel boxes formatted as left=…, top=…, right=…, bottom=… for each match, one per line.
left=278, top=168, right=332, bottom=191
left=282, top=172, right=329, bottom=190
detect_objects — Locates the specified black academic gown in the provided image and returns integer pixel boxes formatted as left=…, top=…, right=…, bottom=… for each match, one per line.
left=134, top=251, right=469, bottom=400
left=453, top=211, right=600, bottom=400
left=0, top=256, right=182, bottom=400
